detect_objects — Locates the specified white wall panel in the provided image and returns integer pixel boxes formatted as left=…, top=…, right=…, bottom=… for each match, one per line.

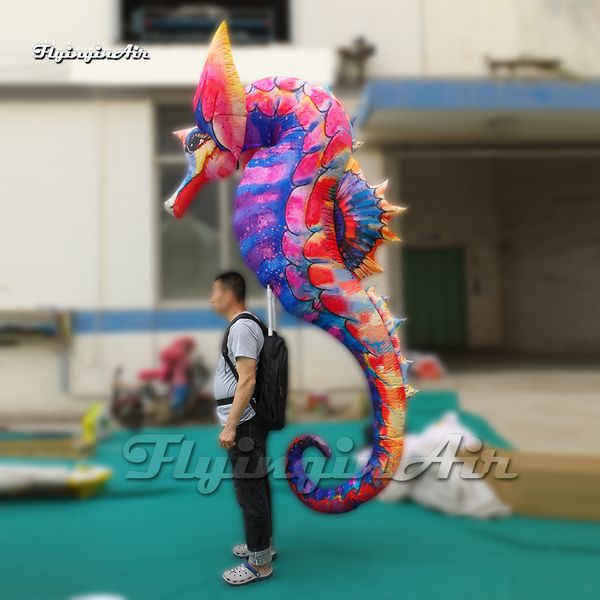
left=0, top=102, right=102, bottom=308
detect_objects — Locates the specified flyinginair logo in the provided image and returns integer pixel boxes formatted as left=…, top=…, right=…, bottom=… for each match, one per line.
left=32, top=44, right=150, bottom=64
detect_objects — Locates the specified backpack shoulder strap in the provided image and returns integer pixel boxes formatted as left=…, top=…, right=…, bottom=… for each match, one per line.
left=221, top=313, right=267, bottom=381
left=236, top=312, right=268, bottom=335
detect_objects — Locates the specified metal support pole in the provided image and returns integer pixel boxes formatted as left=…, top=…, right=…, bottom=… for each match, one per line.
left=266, top=285, right=275, bottom=336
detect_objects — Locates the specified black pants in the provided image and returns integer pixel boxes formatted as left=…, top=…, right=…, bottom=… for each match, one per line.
left=227, top=417, right=272, bottom=556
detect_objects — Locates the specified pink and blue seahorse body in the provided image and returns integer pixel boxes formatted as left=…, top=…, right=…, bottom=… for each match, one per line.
left=165, top=23, right=414, bottom=514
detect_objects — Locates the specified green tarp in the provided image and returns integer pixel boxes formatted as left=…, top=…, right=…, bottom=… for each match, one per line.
left=1, top=391, right=598, bottom=599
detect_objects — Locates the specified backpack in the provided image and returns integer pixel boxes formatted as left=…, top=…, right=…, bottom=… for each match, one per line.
left=221, top=313, right=288, bottom=430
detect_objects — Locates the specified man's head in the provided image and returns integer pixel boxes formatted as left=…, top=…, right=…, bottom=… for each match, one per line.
left=211, top=271, right=246, bottom=316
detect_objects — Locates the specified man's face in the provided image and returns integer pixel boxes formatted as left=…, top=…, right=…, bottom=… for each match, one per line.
left=210, top=280, right=234, bottom=316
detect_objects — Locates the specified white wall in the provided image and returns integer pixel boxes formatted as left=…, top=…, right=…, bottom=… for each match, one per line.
left=293, top=0, right=600, bottom=78
left=101, top=102, right=156, bottom=308
left=0, top=0, right=118, bottom=83
left=292, top=0, right=424, bottom=76
left=0, top=99, right=155, bottom=309
left=3, top=1, right=600, bottom=85
left=516, top=0, right=600, bottom=77
left=0, top=97, right=158, bottom=407
left=67, top=323, right=367, bottom=401
left=0, top=0, right=118, bottom=50
left=0, top=102, right=101, bottom=307
left=423, top=0, right=519, bottom=76
left=0, top=1, right=333, bottom=87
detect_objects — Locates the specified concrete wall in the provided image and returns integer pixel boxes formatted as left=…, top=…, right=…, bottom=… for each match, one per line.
left=497, top=156, right=600, bottom=355
left=293, top=0, right=600, bottom=77
left=292, top=0, right=424, bottom=76
left=395, top=152, right=600, bottom=355
left=398, top=156, right=504, bottom=348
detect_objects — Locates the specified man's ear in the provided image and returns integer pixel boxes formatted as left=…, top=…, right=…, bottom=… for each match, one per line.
left=193, top=21, right=247, bottom=160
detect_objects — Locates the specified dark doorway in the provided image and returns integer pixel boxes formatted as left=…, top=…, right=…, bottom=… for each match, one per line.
left=403, top=247, right=467, bottom=349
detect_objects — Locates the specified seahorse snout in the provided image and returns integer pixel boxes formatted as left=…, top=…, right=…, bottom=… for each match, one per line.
left=164, top=195, right=175, bottom=216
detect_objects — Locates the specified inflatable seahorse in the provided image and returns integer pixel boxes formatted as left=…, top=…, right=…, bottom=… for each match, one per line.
left=165, top=23, right=414, bottom=513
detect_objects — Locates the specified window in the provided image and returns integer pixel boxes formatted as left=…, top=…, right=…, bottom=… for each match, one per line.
left=123, top=1, right=290, bottom=44
left=157, top=105, right=262, bottom=301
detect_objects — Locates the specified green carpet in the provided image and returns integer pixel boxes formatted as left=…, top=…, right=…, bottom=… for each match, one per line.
left=1, top=391, right=599, bottom=599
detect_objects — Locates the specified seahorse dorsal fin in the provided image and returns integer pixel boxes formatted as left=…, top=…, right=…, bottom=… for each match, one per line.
left=334, top=157, right=403, bottom=280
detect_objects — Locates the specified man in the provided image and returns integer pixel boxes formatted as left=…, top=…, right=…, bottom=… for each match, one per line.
left=211, top=271, right=275, bottom=586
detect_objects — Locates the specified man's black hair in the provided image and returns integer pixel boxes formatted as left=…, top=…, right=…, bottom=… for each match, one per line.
left=214, top=271, right=246, bottom=303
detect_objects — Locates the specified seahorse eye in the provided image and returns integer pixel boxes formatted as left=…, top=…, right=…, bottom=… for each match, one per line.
left=185, top=130, right=210, bottom=153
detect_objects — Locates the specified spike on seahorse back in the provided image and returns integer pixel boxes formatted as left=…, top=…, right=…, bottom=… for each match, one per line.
left=334, top=157, right=404, bottom=279
left=366, top=287, right=417, bottom=398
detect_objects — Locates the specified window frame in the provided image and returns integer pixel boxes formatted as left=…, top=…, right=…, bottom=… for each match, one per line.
left=121, top=0, right=291, bottom=44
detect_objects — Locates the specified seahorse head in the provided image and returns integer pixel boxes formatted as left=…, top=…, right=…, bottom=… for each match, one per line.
left=165, top=22, right=247, bottom=218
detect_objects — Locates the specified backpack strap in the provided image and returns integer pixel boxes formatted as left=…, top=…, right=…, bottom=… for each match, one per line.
left=221, top=313, right=267, bottom=382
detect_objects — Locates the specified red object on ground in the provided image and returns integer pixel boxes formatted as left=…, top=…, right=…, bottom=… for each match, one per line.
left=412, top=355, right=444, bottom=380
left=138, top=337, right=196, bottom=385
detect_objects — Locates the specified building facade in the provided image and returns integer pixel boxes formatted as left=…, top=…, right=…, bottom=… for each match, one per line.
left=1, top=0, right=599, bottom=415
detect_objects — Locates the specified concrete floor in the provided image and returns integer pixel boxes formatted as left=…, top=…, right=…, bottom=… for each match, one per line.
left=420, top=354, right=600, bottom=455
